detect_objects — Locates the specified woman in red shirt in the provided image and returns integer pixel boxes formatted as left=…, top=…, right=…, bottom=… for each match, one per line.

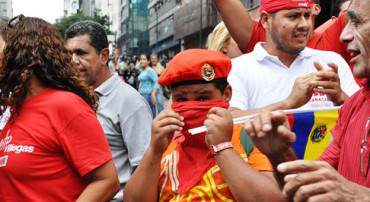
left=0, top=15, right=119, bottom=201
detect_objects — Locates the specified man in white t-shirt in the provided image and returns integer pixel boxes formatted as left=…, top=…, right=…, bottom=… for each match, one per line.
left=228, top=0, right=359, bottom=116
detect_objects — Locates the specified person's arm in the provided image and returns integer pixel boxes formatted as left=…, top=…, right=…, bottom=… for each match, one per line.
left=124, top=147, right=162, bottom=202
left=204, top=108, right=286, bottom=201
left=151, top=87, right=159, bottom=105
left=212, top=0, right=254, bottom=52
left=150, top=70, right=159, bottom=105
left=77, top=160, right=119, bottom=202
left=124, top=109, right=184, bottom=202
left=215, top=149, right=287, bottom=201
left=278, top=160, right=370, bottom=202
left=230, top=73, right=316, bottom=118
left=244, top=111, right=297, bottom=188
left=230, top=100, right=293, bottom=118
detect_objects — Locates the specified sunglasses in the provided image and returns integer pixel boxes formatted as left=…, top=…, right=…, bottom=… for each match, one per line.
left=8, top=14, right=24, bottom=28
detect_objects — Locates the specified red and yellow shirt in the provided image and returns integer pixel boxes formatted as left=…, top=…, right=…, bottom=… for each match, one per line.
left=158, top=126, right=272, bottom=201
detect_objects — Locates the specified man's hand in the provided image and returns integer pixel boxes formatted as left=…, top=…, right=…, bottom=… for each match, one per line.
left=244, top=111, right=296, bottom=157
left=150, top=109, right=184, bottom=155
left=204, top=107, right=233, bottom=146
left=311, top=62, right=347, bottom=105
left=285, top=73, right=316, bottom=109
left=278, top=160, right=362, bottom=202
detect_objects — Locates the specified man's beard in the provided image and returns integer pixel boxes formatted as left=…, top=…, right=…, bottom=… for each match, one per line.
left=271, top=28, right=305, bottom=55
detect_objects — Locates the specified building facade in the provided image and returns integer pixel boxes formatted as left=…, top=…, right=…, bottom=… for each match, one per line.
left=147, top=0, right=181, bottom=59
left=79, top=0, right=94, bottom=16
left=78, top=0, right=120, bottom=34
left=118, top=0, right=150, bottom=57
left=63, top=0, right=80, bottom=16
left=173, top=0, right=219, bottom=50
left=78, top=0, right=121, bottom=57
left=0, top=0, right=12, bottom=19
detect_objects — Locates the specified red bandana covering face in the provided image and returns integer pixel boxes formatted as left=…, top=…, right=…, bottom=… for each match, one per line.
left=260, top=0, right=313, bottom=14
left=171, top=100, right=229, bottom=194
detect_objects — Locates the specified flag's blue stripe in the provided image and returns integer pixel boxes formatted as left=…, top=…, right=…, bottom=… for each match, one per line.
left=291, top=112, right=315, bottom=159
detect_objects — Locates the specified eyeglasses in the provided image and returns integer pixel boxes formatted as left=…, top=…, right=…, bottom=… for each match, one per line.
left=360, top=117, right=370, bottom=177
left=8, top=14, right=24, bottom=28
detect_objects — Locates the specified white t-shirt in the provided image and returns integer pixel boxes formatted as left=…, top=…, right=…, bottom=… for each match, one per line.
left=228, top=42, right=360, bottom=110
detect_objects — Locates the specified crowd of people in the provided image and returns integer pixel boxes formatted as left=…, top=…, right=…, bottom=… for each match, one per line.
left=0, top=0, right=370, bottom=201
left=108, top=53, right=167, bottom=118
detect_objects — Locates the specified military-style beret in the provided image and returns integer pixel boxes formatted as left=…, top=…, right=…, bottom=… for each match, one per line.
left=158, top=49, right=232, bottom=86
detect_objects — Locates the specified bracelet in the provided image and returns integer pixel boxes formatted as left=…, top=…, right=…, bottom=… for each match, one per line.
left=211, top=142, right=233, bottom=155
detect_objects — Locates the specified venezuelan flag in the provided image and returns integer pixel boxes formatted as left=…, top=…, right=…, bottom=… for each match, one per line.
left=287, top=107, right=339, bottom=160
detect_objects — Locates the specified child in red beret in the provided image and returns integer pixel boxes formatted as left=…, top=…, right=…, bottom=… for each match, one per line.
left=124, top=49, right=286, bottom=201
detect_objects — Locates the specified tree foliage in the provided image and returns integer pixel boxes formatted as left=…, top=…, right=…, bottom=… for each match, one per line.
left=54, top=10, right=111, bottom=36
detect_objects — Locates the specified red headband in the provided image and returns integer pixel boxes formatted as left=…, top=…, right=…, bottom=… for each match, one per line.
left=260, top=0, right=314, bottom=14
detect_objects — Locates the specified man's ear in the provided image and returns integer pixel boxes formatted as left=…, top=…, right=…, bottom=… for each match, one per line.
left=222, top=47, right=228, bottom=55
left=99, top=48, right=110, bottom=65
left=312, top=4, right=321, bottom=16
left=260, top=13, right=270, bottom=30
left=223, top=85, right=232, bottom=102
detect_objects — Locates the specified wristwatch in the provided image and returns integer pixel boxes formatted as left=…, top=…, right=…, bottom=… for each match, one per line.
left=211, top=142, right=233, bottom=155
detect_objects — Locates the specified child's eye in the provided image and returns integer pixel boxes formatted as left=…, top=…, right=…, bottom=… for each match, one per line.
left=197, top=97, right=210, bottom=101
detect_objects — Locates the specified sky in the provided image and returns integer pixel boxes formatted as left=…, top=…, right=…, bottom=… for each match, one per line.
left=12, top=0, right=64, bottom=24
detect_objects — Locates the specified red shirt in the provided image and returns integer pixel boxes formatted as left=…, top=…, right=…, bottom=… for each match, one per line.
left=0, top=88, right=112, bottom=201
left=309, top=13, right=350, bottom=64
left=245, top=13, right=349, bottom=62
left=319, top=85, right=370, bottom=187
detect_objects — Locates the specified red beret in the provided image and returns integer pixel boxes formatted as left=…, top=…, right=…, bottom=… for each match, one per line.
left=158, top=49, right=231, bottom=86
left=260, top=0, right=313, bottom=14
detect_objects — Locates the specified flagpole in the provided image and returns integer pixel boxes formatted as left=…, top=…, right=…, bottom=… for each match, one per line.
left=189, top=106, right=341, bottom=135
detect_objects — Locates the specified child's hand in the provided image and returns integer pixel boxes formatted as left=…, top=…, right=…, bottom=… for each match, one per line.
left=150, top=109, right=184, bottom=154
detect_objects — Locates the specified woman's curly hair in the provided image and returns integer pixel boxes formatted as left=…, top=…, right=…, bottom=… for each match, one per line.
left=0, top=16, right=98, bottom=116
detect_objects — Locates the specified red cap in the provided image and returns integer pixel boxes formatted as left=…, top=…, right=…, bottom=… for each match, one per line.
left=260, top=0, right=313, bottom=14
left=158, top=49, right=231, bottom=86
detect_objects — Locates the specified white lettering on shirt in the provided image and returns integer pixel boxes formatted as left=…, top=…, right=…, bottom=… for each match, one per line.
left=0, top=130, right=34, bottom=154
left=308, top=92, right=333, bottom=108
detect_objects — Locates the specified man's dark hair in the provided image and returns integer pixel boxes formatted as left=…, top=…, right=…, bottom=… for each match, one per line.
left=170, top=78, right=229, bottom=94
left=313, top=0, right=320, bottom=4
left=65, top=20, right=108, bottom=53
